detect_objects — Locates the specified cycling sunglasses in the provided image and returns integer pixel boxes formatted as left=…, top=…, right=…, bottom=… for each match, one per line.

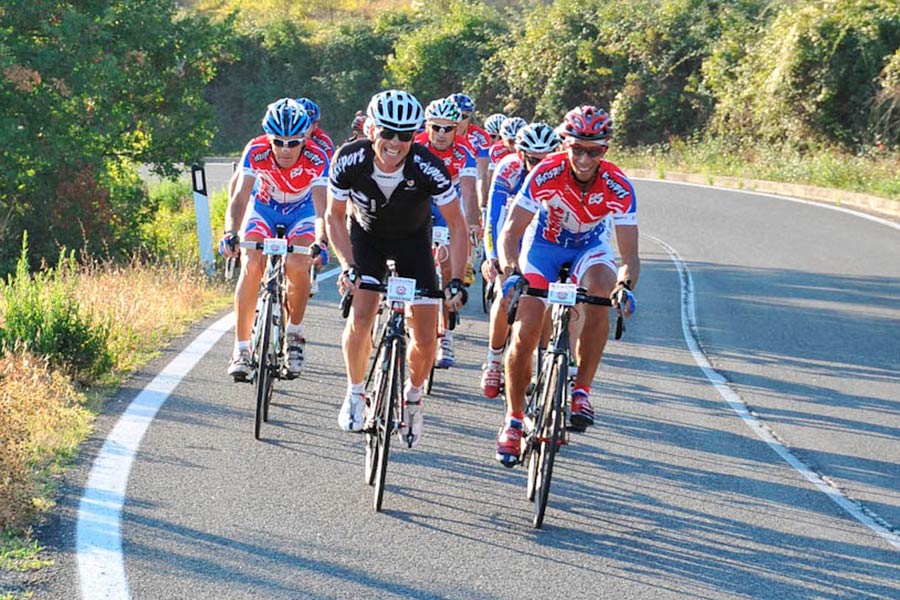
left=569, top=145, right=607, bottom=158
left=378, top=128, right=415, bottom=142
left=430, top=123, right=457, bottom=134
left=271, top=137, right=303, bottom=148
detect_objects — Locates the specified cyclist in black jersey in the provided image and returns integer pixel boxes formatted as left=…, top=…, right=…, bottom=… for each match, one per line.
left=326, top=90, right=468, bottom=448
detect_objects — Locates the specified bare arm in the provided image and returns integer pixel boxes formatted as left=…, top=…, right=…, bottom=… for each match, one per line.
left=325, top=190, right=352, bottom=270
left=312, top=185, right=327, bottom=244
left=222, top=173, right=255, bottom=256
left=614, top=224, right=640, bottom=288
left=476, top=156, right=489, bottom=211
left=438, top=197, right=468, bottom=283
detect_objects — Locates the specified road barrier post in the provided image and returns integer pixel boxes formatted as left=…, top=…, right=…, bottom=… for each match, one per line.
left=191, top=163, right=215, bottom=276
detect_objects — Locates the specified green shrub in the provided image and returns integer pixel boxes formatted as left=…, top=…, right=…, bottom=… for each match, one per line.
left=0, top=234, right=113, bottom=386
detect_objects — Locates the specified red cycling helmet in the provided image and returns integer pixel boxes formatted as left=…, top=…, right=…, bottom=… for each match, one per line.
left=560, top=105, right=613, bottom=142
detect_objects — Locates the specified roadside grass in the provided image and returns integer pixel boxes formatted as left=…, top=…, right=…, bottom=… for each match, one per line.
left=611, top=140, right=900, bottom=201
left=0, top=182, right=231, bottom=584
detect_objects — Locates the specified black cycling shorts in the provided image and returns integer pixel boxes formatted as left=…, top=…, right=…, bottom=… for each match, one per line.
left=350, top=220, right=439, bottom=292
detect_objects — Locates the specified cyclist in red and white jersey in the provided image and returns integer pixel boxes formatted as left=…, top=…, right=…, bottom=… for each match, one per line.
left=220, top=98, right=330, bottom=381
left=450, top=93, right=491, bottom=213
left=415, top=97, right=478, bottom=368
left=297, top=97, right=335, bottom=160
left=483, top=112, right=507, bottom=150
left=494, top=105, right=639, bottom=466
left=480, top=123, right=561, bottom=398
left=487, top=116, right=526, bottom=175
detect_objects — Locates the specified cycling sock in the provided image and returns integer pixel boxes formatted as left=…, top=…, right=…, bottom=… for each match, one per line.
left=349, top=382, right=365, bottom=396
left=486, top=346, right=504, bottom=365
left=234, top=341, right=250, bottom=357
left=572, top=385, right=590, bottom=398
left=443, top=330, right=453, bottom=344
left=286, top=321, right=304, bottom=337
left=506, top=413, right=524, bottom=429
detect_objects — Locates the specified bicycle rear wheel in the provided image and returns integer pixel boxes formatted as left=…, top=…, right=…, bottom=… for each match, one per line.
left=254, top=296, right=275, bottom=440
left=373, top=338, right=402, bottom=511
left=533, top=353, right=566, bottom=528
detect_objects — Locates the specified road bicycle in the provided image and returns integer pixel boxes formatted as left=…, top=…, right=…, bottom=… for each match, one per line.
left=227, top=225, right=317, bottom=440
left=341, top=275, right=444, bottom=511
left=424, top=226, right=458, bottom=394
left=506, top=269, right=625, bottom=528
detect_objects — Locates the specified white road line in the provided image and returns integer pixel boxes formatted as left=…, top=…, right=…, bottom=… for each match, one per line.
left=649, top=233, right=900, bottom=550
left=75, top=267, right=343, bottom=599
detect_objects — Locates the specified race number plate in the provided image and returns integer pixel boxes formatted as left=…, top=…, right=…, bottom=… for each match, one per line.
left=387, top=276, right=417, bottom=303
left=547, top=282, right=577, bottom=306
left=262, top=238, right=288, bottom=256
left=432, top=226, right=450, bottom=246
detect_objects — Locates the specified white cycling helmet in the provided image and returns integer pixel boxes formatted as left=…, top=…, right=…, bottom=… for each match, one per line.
left=499, top=116, right=527, bottom=140
left=484, top=113, right=507, bottom=135
left=425, top=97, right=462, bottom=122
left=367, top=90, right=424, bottom=132
left=515, top=123, right=562, bottom=154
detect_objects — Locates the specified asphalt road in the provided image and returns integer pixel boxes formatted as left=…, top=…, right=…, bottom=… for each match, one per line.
left=23, top=170, right=900, bottom=599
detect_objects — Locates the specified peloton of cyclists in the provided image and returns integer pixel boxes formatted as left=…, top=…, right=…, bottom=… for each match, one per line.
left=415, top=97, right=479, bottom=369
left=480, top=122, right=562, bottom=399
left=326, top=90, right=468, bottom=448
left=221, top=98, right=331, bottom=382
left=493, top=105, right=639, bottom=467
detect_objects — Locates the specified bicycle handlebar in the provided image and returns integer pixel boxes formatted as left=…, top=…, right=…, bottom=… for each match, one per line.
left=505, top=281, right=624, bottom=339
left=225, top=239, right=321, bottom=280
left=340, top=281, right=446, bottom=319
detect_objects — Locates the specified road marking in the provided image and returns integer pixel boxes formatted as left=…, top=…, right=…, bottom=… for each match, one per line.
left=649, top=234, right=900, bottom=550
left=75, top=267, right=343, bottom=599
left=632, top=177, right=900, bottom=231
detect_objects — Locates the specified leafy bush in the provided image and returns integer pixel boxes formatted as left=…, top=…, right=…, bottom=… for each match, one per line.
left=0, top=235, right=113, bottom=386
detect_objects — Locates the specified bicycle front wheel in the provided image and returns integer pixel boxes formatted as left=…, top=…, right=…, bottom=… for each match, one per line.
left=365, top=341, right=391, bottom=486
left=254, top=295, right=275, bottom=440
left=533, top=353, right=566, bottom=528
left=373, top=338, right=402, bottom=511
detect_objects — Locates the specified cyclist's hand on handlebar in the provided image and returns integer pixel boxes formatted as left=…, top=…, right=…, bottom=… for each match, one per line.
left=611, top=280, right=636, bottom=317
left=338, top=265, right=360, bottom=296
left=313, top=241, right=329, bottom=267
left=444, top=277, right=468, bottom=311
left=481, top=258, right=499, bottom=282
left=501, top=272, right=525, bottom=299
left=219, top=231, right=238, bottom=258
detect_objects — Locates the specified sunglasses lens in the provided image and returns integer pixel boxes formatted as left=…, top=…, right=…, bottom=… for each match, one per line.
left=273, top=138, right=302, bottom=148
left=379, top=128, right=414, bottom=142
left=571, top=146, right=605, bottom=157
left=430, top=124, right=456, bottom=134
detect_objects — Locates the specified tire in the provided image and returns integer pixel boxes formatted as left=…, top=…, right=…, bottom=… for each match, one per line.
left=533, top=353, right=566, bottom=528
left=254, top=296, right=275, bottom=440
left=263, top=301, right=285, bottom=423
left=524, top=353, right=550, bottom=502
left=373, top=338, right=401, bottom=512
left=365, top=342, right=391, bottom=486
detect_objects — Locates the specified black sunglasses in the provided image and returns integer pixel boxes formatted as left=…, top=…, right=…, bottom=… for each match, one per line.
left=569, top=145, right=606, bottom=158
left=523, top=153, right=544, bottom=165
left=430, top=123, right=457, bottom=134
left=271, top=137, right=303, bottom=148
left=378, top=128, right=415, bottom=142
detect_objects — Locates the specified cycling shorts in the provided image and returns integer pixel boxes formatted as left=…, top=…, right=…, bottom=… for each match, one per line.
left=350, top=220, right=440, bottom=305
left=241, top=198, right=316, bottom=244
left=519, top=230, right=617, bottom=296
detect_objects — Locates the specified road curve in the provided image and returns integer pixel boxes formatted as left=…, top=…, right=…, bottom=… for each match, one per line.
left=26, top=177, right=900, bottom=599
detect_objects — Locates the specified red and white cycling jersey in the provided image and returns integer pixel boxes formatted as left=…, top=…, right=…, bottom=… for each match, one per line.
left=488, top=141, right=512, bottom=171
left=462, top=124, right=491, bottom=159
left=239, top=135, right=330, bottom=205
left=414, top=132, right=477, bottom=186
left=515, top=152, right=637, bottom=248
left=310, top=127, right=335, bottom=160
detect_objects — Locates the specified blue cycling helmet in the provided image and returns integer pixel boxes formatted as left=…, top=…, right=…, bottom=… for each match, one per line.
left=262, top=98, right=311, bottom=137
left=450, top=93, right=475, bottom=114
left=295, top=97, right=320, bottom=123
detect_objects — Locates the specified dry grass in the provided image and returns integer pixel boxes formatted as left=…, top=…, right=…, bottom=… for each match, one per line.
left=0, top=259, right=230, bottom=533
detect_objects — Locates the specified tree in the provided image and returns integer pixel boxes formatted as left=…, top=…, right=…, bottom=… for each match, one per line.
left=0, top=0, right=232, bottom=274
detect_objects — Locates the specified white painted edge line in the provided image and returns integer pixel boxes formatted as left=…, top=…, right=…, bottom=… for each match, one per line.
left=648, top=233, right=900, bottom=550
left=631, top=177, right=900, bottom=232
left=75, top=268, right=341, bottom=599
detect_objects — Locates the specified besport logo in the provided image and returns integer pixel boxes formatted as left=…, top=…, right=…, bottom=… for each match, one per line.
left=535, top=163, right=565, bottom=187
left=334, top=147, right=366, bottom=175
left=544, top=204, right=564, bottom=244
left=414, top=154, right=450, bottom=187
left=303, top=147, right=325, bottom=167
left=601, top=171, right=630, bottom=200
left=253, top=148, right=272, bottom=163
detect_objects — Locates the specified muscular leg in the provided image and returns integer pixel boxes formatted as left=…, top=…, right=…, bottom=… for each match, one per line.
left=572, top=264, right=617, bottom=389
left=503, top=297, right=545, bottom=415
left=342, top=290, right=380, bottom=384
left=406, top=303, right=439, bottom=387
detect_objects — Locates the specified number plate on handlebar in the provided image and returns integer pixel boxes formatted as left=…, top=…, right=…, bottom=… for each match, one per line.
left=262, top=238, right=288, bottom=256
left=432, top=226, right=450, bottom=246
left=387, top=276, right=417, bottom=302
left=547, top=282, right=577, bottom=306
